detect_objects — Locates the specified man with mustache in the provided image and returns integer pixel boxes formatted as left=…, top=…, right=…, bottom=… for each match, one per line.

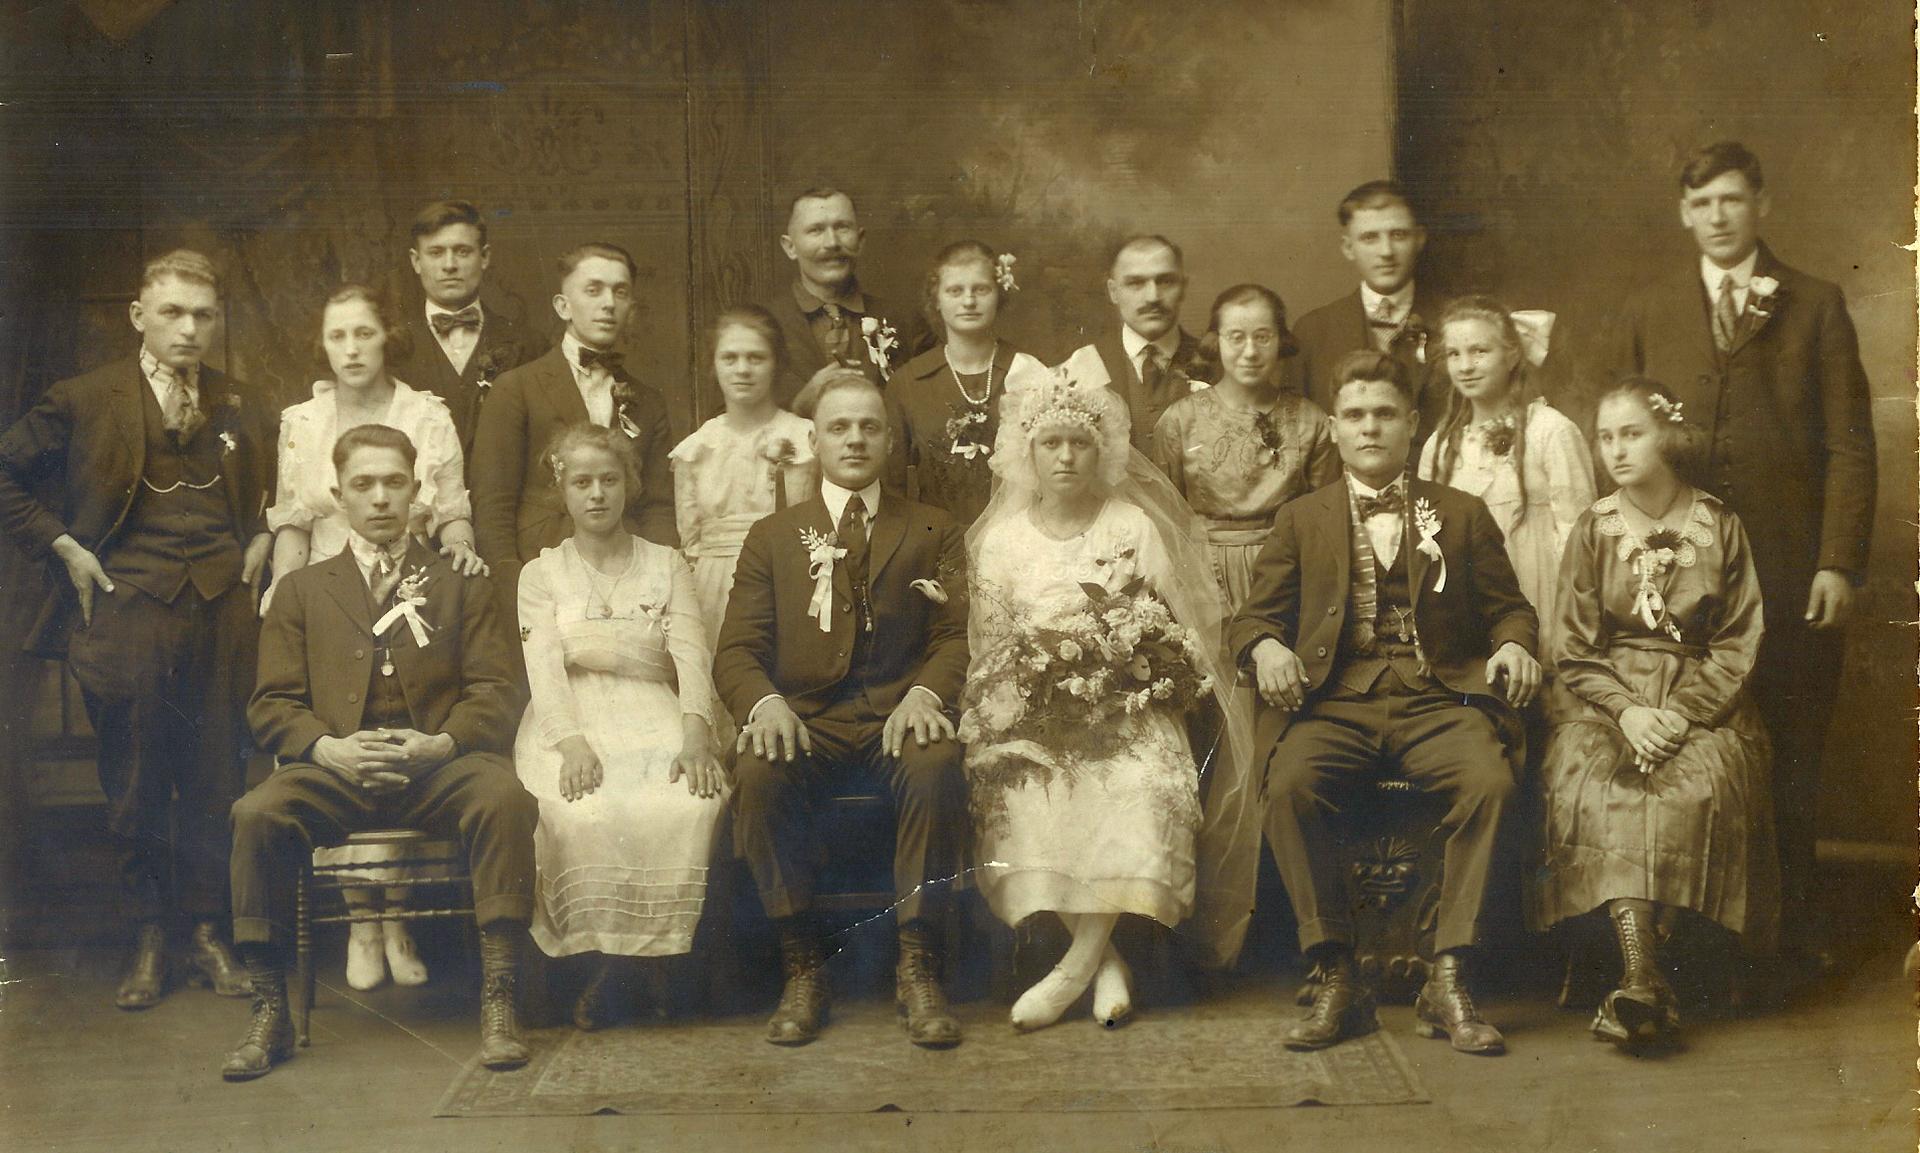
left=1604, top=141, right=1878, bottom=982
left=0, top=249, right=275, bottom=1009
left=389, top=199, right=533, bottom=456
left=759, top=188, right=928, bottom=409
left=1285, top=182, right=1447, bottom=445
left=1059, top=234, right=1204, bottom=455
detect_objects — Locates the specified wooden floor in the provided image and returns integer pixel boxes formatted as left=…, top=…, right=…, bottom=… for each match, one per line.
left=2, top=921, right=1911, bottom=1153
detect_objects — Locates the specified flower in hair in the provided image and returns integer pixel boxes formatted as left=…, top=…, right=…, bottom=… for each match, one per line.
left=1646, top=394, right=1685, bottom=424
left=995, top=253, right=1019, bottom=294
left=548, top=452, right=567, bottom=487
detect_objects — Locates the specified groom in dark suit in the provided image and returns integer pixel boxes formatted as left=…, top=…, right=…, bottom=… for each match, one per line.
left=1284, top=181, right=1447, bottom=443
left=1605, top=141, right=1877, bottom=974
left=1230, top=350, right=1539, bottom=1056
left=390, top=199, right=533, bottom=455
left=222, top=424, right=535, bottom=1081
left=715, top=369, right=970, bottom=1050
left=0, top=249, right=273, bottom=1009
left=1059, top=234, right=1203, bottom=454
left=471, top=241, right=675, bottom=616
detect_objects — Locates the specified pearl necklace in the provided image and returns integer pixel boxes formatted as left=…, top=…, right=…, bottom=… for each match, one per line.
left=944, top=342, right=997, bottom=407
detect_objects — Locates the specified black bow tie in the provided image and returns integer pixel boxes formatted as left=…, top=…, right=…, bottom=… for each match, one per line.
left=430, top=305, right=481, bottom=335
left=577, top=346, right=624, bottom=374
left=1355, top=488, right=1404, bottom=519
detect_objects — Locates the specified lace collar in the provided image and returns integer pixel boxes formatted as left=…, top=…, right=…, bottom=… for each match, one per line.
left=1594, top=491, right=1715, bottom=566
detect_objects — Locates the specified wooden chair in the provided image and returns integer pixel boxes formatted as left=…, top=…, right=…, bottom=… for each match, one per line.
left=292, top=829, right=473, bottom=1046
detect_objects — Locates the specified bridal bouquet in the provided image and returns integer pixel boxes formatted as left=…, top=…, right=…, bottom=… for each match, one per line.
left=959, top=574, right=1213, bottom=763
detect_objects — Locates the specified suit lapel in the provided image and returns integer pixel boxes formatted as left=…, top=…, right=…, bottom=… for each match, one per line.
left=536, top=346, right=591, bottom=425
left=320, top=550, right=377, bottom=638
left=1316, top=482, right=1352, bottom=606
left=113, top=363, right=147, bottom=481
left=1723, top=245, right=1779, bottom=360
left=1406, top=482, right=1433, bottom=610
left=200, top=368, right=247, bottom=533
left=867, top=497, right=907, bottom=579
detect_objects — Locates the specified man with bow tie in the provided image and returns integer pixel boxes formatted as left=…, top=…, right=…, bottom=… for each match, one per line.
left=390, top=200, right=532, bottom=456
left=470, top=241, right=676, bottom=617
left=1285, top=182, right=1447, bottom=446
left=1230, top=350, right=1539, bottom=1057
left=1604, top=141, right=1878, bottom=978
left=223, top=424, right=535, bottom=1080
left=1058, top=234, right=1205, bottom=456
left=0, top=250, right=275, bottom=1010
left=714, top=369, right=970, bottom=1050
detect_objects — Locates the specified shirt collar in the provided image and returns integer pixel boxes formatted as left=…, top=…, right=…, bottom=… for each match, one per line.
left=1121, top=323, right=1181, bottom=366
left=820, top=476, right=882, bottom=526
left=1699, top=249, right=1759, bottom=293
left=1346, top=470, right=1407, bottom=501
left=792, top=277, right=866, bottom=318
left=345, top=530, right=410, bottom=581
left=139, top=347, right=200, bottom=393
left=560, top=331, right=614, bottom=377
left=1360, top=281, right=1415, bottom=322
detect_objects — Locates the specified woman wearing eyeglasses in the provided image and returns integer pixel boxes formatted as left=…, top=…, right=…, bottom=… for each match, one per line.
left=1151, top=284, right=1339, bottom=614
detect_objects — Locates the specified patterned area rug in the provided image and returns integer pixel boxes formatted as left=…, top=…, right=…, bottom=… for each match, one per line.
left=435, top=999, right=1429, bottom=1116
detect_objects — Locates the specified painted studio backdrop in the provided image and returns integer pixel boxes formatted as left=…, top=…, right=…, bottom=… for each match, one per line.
left=0, top=0, right=1911, bottom=891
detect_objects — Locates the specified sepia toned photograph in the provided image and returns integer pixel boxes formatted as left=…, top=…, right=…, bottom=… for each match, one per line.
left=0, top=2, right=1912, bottom=1150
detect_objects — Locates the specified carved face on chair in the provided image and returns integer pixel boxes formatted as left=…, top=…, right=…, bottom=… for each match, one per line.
left=1351, top=836, right=1422, bottom=911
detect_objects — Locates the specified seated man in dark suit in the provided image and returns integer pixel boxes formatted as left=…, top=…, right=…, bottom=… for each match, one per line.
left=1229, top=350, right=1540, bottom=1056
left=715, top=369, right=969, bottom=1050
left=392, top=199, right=533, bottom=455
left=759, top=187, right=926, bottom=407
left=1284, top=181, right=1447, bottom=442
left=222, top=425, right=536, bottom=1081
left=471, top=241, right=676, bottom=614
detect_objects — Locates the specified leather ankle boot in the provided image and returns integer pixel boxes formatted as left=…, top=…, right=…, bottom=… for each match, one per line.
left=766, top=928, right=829, bottom=1046
left=1283, top=949, right=1376, bottom=1051
left=116, top=923, right=168, bottom=1010
left=187, top=921, right=250, bottom=997
left=895, top=930, right=961, bottom=1049
left=477, top=929, right=531, bottom=1070
left=222, top=952, right=294, bottom=1081
left=1596, top=902, right=1678, bottom=1045
left=1415, top=952, right=1506, bottom=1055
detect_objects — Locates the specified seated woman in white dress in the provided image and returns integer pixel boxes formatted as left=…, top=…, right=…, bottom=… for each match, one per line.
left=959, top=363, right=1258, bottom=1032
left=515, top=423, right=728, bottom=1029
left=263, top=283, right=487, bottom=992
left=669, top=305, right=816, bottom=652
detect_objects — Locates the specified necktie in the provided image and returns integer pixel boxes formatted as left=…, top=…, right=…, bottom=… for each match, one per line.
left=1139, top=345, right=1166, bottom=397
left=156, top=366, right=201, bottom=441
left=367, top=546, right=405, bottom=607
left=577, top=346, right=624, bottom=375
left=1713, top=275, right=1739, bottom=352
left=837, top=497, right=871, bottom=631
left=1356, top=488, right=1404, bottom=520
left=823, top=303, right=853, bottom=364
left=1368, top=297, right=1399, bottom=329
left=431, top=305, right=481, bottom=336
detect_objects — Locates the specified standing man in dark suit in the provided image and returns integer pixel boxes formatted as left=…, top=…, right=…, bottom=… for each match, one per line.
left=1058, top=234, right=1204, bottom=455
left=715, top=369, right=969, bottom=1050
left=759, top=187, right=926, bottom=408
left=1230, top=351, right=1540, bottom=1056
left=470, top=242, right=675, bottom=616
left=1605, top=141, right=1877, bottom=974
left=391, top=200, right=533, bottom=456
left=1286, top=182, right=1447, bottom=441
left=0, top=249, right=274, bottom=1009
left=222, top=424, right=535, bottom=1081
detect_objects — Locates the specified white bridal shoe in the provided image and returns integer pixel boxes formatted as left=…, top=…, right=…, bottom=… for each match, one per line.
left=383, top=919, right=429, bottom=987
left=345, top=922, right=387, bottom=990
left=1092, top=944, right=1133, bottom=1028
left=1011, top=964, right=1093, bottom=1032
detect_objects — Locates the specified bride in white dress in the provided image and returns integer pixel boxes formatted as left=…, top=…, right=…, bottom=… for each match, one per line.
left=960, top=364, right=1258, bottom=1031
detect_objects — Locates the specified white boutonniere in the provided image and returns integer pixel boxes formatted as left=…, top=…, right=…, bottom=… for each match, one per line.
left=373, top=566, right=437, bottom=648
left=218, top=430, right=237, bottom=456
left=860, top=315, right=899, bottom=381
left=910, top=578, right=949, bottom=605
left=1746, top=275, right=1781, bottom=326
left=610, top=379, right=642, bottom=440
left=799, top=527, right=848, bottom=632
left=1413, top=498, right=1446, bottom=592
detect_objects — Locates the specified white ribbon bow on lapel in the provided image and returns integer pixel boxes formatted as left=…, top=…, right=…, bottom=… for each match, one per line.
left=373, top=594, right=434, bottom=649
left=800, top=528, right=846, bottom=633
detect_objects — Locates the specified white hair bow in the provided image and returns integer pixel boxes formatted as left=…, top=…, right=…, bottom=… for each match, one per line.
left=1510, top=310, right=1556, bottom=368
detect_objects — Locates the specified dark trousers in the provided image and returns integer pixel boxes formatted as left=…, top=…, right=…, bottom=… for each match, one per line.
left=1264, top=669, right=1516, bottom=954
left=1749, top=610, right=1843, bottom=948
left=65, top=581, right=255, bottom=924
left=229, top=753, right=537, bottom=946
left=731, top=695, right=967, bottom=927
